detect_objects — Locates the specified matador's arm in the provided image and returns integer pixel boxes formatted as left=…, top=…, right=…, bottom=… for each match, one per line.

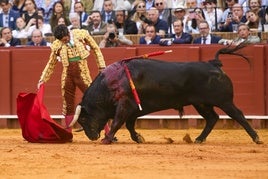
left=83, top=30, right=106, bottom=69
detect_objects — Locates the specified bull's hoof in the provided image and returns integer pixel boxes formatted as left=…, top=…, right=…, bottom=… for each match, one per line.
left=254, top=137, right=263, bottom=144
left=101, top=136, right=118, bottom=144
left=194, top=138, right=205, bottom=144
left=101, top=138, right=112, bottom=144
left=136, top=133, right=145, bottom=143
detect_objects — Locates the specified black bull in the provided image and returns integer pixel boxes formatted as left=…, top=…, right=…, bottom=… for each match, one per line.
left=73, top=48, right=262, bottom=144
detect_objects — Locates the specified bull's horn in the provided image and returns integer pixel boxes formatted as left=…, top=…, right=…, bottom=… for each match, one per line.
left=68, top=105, right=81, bottom=127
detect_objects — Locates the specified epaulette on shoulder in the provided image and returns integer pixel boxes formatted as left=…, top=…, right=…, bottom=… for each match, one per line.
left=73, top=29, right=88, bottom=37
left=51, top=39, right=63, bottom=51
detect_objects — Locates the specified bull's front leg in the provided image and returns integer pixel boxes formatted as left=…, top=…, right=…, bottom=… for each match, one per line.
left=101, top=99, right=131, bottom=144
left=125, top=117, right=145, bottom=143
left=101, top=119, right=124, bottom=144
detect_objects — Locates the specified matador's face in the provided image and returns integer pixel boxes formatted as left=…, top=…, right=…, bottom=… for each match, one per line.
left=60, top=33, right=70, bottom=44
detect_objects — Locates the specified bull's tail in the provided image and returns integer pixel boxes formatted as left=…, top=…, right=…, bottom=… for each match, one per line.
left=214, top=42, right=250, bottom=64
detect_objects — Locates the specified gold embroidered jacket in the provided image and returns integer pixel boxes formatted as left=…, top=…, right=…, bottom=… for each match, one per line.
left=39, top=29, right=105, bottom=83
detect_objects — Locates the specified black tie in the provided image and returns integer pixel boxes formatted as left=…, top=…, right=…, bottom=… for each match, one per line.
left=202, top=37, right=206, bottom=44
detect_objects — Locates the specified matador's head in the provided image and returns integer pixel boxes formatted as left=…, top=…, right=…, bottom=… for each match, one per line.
left=54, top=24, right=70, bottom=44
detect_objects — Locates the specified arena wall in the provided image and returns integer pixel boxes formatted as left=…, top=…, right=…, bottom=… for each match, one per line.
left=0, top=44, right=267, bottom=128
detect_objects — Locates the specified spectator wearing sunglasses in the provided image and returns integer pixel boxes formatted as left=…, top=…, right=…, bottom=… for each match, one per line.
left=154, top=0, right=170, bottom=24
left=129, top=1, right=148, bottom=34
left=132, top=0, right=155, bottom=10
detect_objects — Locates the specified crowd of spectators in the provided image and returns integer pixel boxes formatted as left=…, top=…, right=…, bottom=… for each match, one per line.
left=0, top=0, right=268, bottom=47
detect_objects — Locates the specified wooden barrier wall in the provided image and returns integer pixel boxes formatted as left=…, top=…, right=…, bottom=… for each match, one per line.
left=0, top=44, right=267, bottom=128
left=25, top=32, right=268, bottom=46
left=0, top=50, right=11, bottom=114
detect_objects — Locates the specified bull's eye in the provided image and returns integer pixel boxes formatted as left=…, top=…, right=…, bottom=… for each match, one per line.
left=78, top=117, right=86, bottom=123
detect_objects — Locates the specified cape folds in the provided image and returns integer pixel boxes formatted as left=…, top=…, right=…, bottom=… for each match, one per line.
left=16, top=84, right=73, bottom=143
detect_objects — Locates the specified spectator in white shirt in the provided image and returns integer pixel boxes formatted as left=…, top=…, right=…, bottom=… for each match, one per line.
left=12, top=17, right=31, bottom=38
left=28, top=15, right=52, bottom=37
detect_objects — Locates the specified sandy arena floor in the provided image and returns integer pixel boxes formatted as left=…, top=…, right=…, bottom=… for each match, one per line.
left=0, top=128, right=268, bottom=179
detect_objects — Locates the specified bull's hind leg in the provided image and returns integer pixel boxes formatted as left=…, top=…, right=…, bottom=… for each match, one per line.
left=125, top=117, right=145, bottom=143
left=220, top=103, right=263, bottom=144
left=194, top=104, right=219, bottom=143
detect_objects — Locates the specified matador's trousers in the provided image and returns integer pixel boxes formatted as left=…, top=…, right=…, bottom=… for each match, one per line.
left=62, top=61, right=91, bottom=115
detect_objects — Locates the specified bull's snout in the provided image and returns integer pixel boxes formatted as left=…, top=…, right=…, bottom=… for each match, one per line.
left=84, top=128, right=100, bottom=141
left=78, top=118, right=100, bottom=140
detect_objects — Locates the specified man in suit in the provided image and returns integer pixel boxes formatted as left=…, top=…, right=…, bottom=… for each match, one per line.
left=101, top=0, right=116, bottom=23
left=26, top=29, right=50, bottom=46
left=62, top=0, right=93, bottom=15
left=193, top=20, right=221, bottom=44
left=84, top=10, right=107, bottom=35
left=74, top=1, right=89, bottom=24
left=139, top=25, right=161, bottom=44
left=0, top=0, right=20, bottom=30
left=218, top=23, right=260, bottom=45
left=0, top=27, right=21, bottom=47
left=172, top=19, right=193, bottom=44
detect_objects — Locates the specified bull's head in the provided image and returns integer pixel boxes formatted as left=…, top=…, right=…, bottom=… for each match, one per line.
left=70, top=105, right=105, bottom=141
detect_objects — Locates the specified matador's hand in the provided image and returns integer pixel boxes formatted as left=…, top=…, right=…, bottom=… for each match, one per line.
left=37, top=81, right=44, bottom=89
